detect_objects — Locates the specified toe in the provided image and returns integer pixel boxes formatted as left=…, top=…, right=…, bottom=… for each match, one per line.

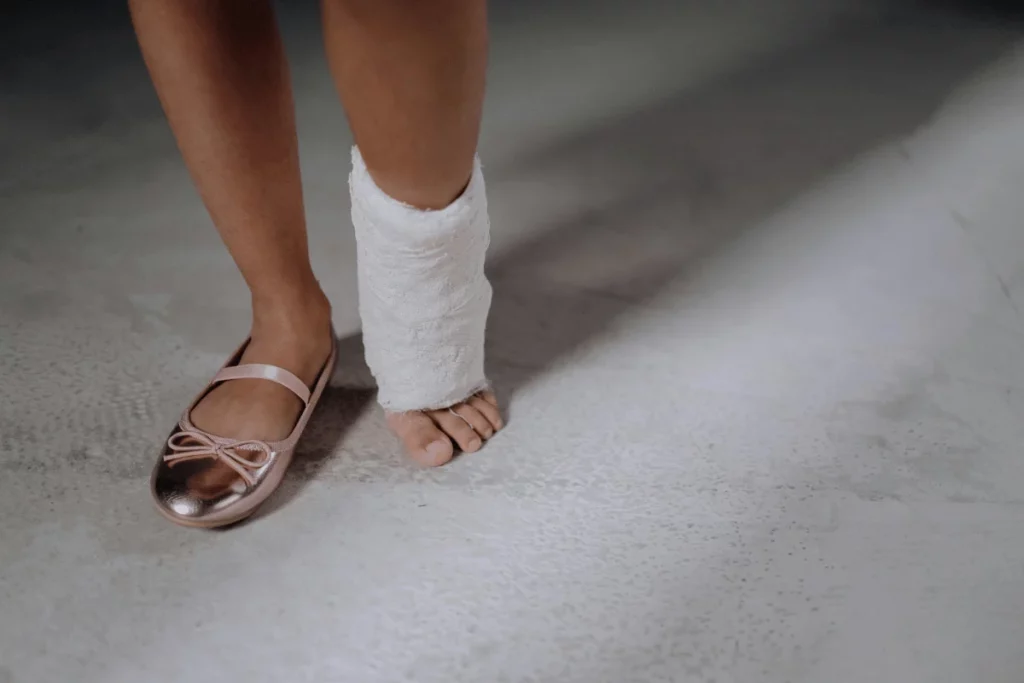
left=478, top=390, right=499, bottom=409
left=386, top=412, right=454, bottom=467
left=469, top=394, right=503, bottom=432
left=450, top=402, right=494, bottom=439
left=430, top=408, right=484, bottom=453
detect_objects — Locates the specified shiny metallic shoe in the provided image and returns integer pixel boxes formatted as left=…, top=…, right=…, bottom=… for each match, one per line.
left=151, top=337, right=336, bottom=528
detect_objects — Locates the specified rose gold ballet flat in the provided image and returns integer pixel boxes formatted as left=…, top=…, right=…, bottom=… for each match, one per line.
left=151, top=337, right=336, bottom=529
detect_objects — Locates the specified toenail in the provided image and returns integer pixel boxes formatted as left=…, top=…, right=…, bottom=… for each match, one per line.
left=468, top=438, right=482, bottom=451
left=426, top=440, right=449, bottom=459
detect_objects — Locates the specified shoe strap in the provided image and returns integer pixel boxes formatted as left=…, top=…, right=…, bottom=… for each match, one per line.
left=212, top=364, right=311, bottom=405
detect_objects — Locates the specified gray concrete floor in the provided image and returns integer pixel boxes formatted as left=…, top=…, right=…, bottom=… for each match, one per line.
left=4, top=1, right=1024, bottom=681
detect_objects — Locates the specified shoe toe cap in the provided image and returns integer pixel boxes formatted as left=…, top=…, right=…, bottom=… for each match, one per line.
left=151, top=447, right=249, bottom=526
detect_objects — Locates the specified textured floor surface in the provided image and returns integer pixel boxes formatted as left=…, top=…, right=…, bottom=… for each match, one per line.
left=4, top=2, right=1024, bottom=681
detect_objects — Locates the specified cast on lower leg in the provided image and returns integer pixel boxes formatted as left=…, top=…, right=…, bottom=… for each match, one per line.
left=349, top=146, right=492, bottom=412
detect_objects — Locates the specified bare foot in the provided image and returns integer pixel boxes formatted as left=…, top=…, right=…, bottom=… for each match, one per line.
left=189, top=295, right=334, bottom=443
left=386, top=390, right=503, bottom=466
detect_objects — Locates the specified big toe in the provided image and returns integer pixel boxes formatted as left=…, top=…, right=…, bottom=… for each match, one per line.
left=386, top=411, right=454, bottom=467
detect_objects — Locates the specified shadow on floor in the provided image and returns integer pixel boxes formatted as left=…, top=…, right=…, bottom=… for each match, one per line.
left=253, top=334, right=376, bottom=519
left=927, top=0, right=1024, bottom=21
left=484, top=13, right=1018, bottom=401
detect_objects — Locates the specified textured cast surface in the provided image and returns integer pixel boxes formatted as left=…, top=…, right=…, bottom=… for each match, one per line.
left=4, top=2, right=1024, bottom=682
left=350, top=147, right=491, bottom=412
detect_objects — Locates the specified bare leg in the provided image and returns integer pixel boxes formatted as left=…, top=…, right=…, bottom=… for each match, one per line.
left=130, top=0, right=333, bottom=443
left=322, top=0, right=502, bottom=465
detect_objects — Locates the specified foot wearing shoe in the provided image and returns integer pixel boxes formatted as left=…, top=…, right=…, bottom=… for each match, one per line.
left=189, top=290, right=334, bottom=444
left=159, top=288, right=335, bottom=512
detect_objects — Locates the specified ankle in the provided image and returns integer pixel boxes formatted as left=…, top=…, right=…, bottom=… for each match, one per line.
left=250, top=284, right=333, bottom=344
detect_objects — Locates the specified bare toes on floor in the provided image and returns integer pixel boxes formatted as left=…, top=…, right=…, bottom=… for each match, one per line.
left=386, top=393, right=504, bottom=466
left=468, top=392, right=503, bottom=432
left=430, top=405, right=486, bottom=453
left=386, top=411, right=454, bottom=467
left=429, top=393, right=504, bottom=452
